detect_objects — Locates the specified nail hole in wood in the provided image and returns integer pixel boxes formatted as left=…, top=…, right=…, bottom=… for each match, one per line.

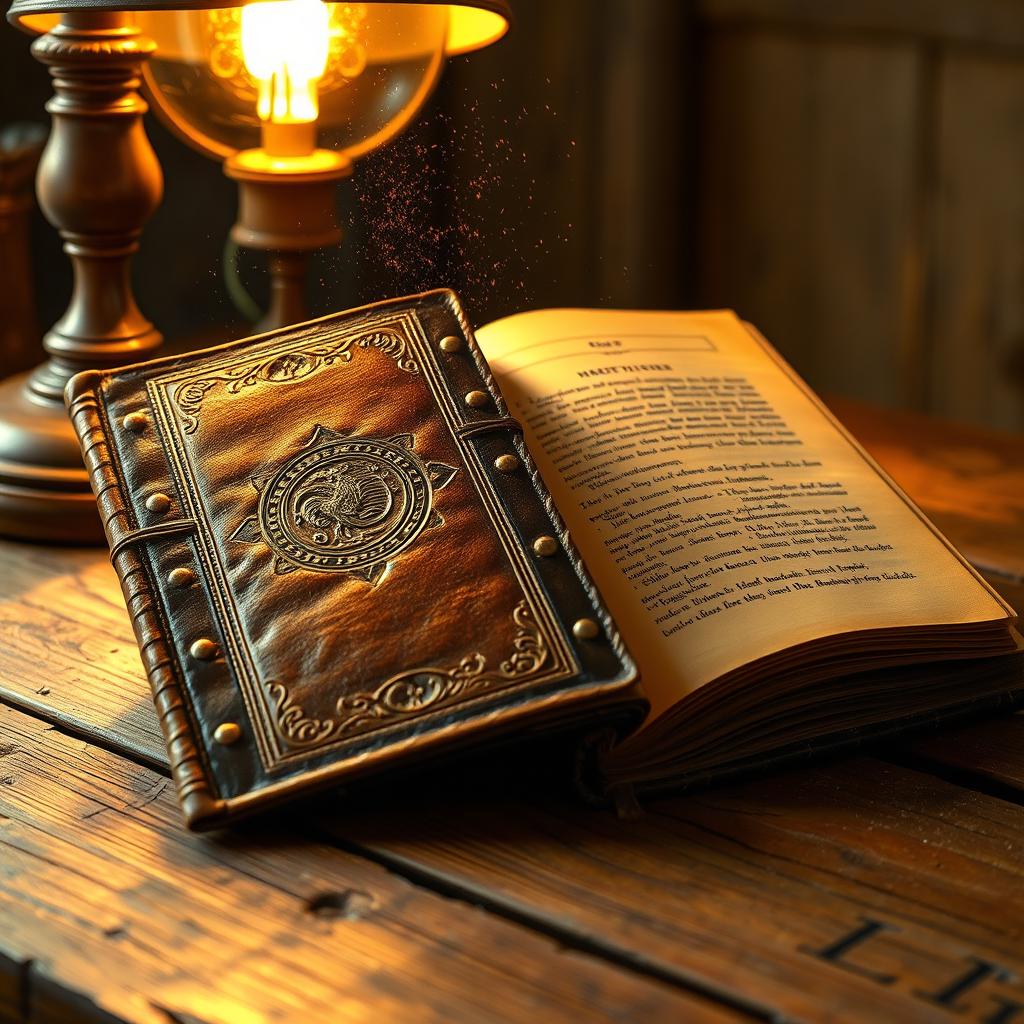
left=304, top=890, right=376, bottom=921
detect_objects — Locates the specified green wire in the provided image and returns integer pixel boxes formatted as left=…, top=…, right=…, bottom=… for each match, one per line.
left=222, top=238, right=264, bottom=324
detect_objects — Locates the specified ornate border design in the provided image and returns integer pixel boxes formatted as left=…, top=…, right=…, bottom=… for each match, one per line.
left=266, top=600, right=547, bottom=749
left=172, top=330, right=417, bottom=433
left=149, top=305, right=579, bottom=773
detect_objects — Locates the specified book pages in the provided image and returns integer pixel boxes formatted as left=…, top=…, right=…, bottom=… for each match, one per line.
left=476, top=308, right=1013, bottom=720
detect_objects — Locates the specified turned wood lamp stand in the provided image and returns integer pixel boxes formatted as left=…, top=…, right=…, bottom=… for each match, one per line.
left=2, top=0, right=513, bottom=543
left=0, top=8, right=162, bottom=542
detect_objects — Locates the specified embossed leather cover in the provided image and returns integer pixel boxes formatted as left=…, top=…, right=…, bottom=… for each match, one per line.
left=66, top=290, right=642, bottom=829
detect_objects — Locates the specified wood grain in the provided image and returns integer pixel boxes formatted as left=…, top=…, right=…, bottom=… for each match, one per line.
left=9, top=547, right=1024, bottom=1021
left=341, top=757, right=1024, bottom=1023
left=0, top=541, right=165, bottom=766
left=441, top=0, right=693, bottom=319
left=906, top=714, right=1024, bottom=792
left=695, top=2, right=1024, bottom=431
left=929, top=54, right=1024, bottom=431
left=698, top=30, right=923, bottom=409
left=0, top=702, right=735, bottom=1024
left=2, top=404, right=1023, bottom=1022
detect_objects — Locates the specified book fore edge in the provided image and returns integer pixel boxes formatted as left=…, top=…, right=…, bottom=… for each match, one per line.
left=66, top=373, right=225, bottom=829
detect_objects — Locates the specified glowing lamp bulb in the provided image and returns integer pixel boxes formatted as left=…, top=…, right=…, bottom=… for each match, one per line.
left=241, top=0, right=330, bottom=156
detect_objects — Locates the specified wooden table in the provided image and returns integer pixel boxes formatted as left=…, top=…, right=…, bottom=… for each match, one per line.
left=2, top=400, right=1023, bottom=1024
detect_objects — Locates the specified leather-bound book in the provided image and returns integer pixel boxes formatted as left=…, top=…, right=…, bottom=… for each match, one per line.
left=65, top=291, right=641, bottom=829
left=67, top=292, right=1023, bottom=829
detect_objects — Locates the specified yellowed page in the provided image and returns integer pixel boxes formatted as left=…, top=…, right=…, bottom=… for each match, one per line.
left=475, top=308, right=1014, bottom=719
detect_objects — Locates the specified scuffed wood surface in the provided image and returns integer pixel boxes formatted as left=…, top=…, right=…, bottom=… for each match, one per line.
left=0, top=541, right=165, bottom=766
left=341, top=758, right=1024, bottom=1022
left=0, top=704, right=733, bottom=1024
left=1, top=401, right=1023, bottom=1022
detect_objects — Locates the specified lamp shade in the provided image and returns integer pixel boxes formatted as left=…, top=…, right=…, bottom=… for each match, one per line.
left=8, top=0, right=511, bottom=56
left=10, top=1, right=510, bottom=162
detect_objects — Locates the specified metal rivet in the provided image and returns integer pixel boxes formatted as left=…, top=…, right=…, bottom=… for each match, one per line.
left=122, top=411, right=148, bottom=433
left=572, top=618, right=600, bottom=640
left=168, top=567, right=196, bottom=588
left=465, top=390, right=489, bottom=409
left=145, top=492, right=171, bottom=515
left=190, top=637, right=219, bottom=661
left=214, top=722, right=241, bottom=746
left=533, top=535, right=558, bottom=557
left=494, top=453, right=519, bottom=473
left=439, top=335, right=462, bottom=353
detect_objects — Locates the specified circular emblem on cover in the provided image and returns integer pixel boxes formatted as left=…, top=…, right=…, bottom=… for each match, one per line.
left=231, top=425, right=458, bottom=584
left=262, top=437, right=430, bottom=572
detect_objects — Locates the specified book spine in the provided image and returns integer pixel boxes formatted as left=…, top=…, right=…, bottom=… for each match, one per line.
left=66, top=373, right=225, bottom=828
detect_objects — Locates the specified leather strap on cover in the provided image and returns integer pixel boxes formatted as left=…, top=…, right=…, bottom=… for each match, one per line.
left=109, top=519, right=198, bottom=563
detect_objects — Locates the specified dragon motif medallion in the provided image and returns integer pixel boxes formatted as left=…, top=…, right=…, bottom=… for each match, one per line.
left=231, top=425, right=458, bottom=584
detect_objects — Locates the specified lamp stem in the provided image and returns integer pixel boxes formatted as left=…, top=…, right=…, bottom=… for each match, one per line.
left=32, top=11, right=163, bottom=398
left=225, top=147, right=350, bottom=334
left=0, top=11, right=163, bottom=542
left=258, top=252, right=311, bottom=333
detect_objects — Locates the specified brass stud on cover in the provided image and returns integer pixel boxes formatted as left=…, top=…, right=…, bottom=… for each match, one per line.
left=494, top=453, right=519, bottom=473
left=122, top=411, right=149, bottom=433
left=145, top=492, right=171, bottom=515
left=168, top=567, right=197, bottom=588
left=439, top=335, right=463, bottom=353
left=533, top=535, right=558, bottom=557
left=214, top=722, right=241, bottom=746
left=465, top=390, right=490, bottom=409
left=190, top=637, right=219, bottom=661
left=572, top=618, right=600, bottom=640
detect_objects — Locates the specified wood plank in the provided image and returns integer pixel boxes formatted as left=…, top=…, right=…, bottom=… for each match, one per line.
left=906, top=715, right=1024, bottom=792
left=929, top=53, right=1024, bottom=432
left=5, top=555, right=1024, bottom=1020
left=698, top=0, right=1024, bottom=52
left=439, top=0, right=694, bottom=320
left=9, top=571, right=1024, bottom=1024
left=0, top=542, right=165, bottom=767
left=340, top=758, right=1024, bottom=1023
left=439, top=0, right=601, bottom=320
left=698, top=30, right=924, bottom=409
left=0, top=703, right=735, bottom=1024
left=3, top=406, right=1024, bottom=1022
left=591, top=0, right=692, bottom=307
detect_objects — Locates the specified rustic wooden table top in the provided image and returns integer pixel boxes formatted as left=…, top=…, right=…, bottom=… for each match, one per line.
left=1, top=398, right=1023, bottom=1024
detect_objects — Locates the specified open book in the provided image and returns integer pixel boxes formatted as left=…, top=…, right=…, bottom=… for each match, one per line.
left=476, top=308, right=1022, bottom=793
left=67, top=292, right=1022, bottom=828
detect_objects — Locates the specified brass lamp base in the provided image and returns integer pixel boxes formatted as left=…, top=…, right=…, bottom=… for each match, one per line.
left=0, top=371, right=103, bottom=542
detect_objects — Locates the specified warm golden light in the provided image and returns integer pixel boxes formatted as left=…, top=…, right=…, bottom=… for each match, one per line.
left=240, top=0, right=330, bottom=124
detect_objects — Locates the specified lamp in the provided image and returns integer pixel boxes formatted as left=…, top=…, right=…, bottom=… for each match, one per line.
left=1, top=0, right=507, bottom=544
left=2, top=2, right=167, bottom=542
left=141, top=0, right=510, bottom=330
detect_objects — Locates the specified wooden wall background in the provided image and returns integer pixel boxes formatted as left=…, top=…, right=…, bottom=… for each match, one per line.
left=696, top=0, right=1024, bottom=431
left=2, top=0, right=1024, bottom=430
